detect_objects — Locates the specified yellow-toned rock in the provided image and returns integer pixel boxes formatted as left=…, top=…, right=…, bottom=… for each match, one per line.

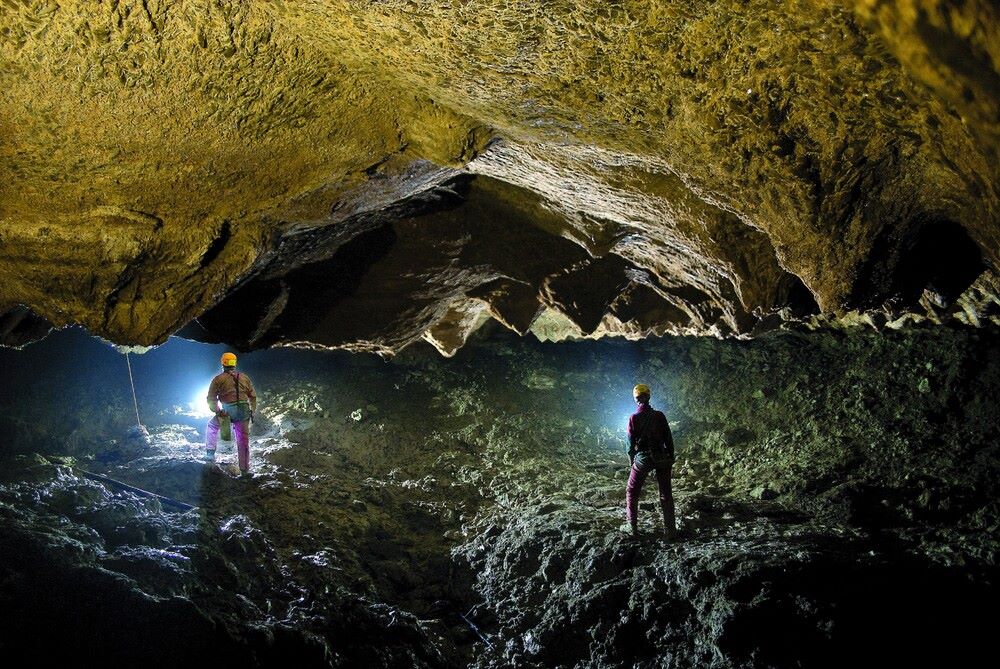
left=0, top=1, right=998, bottom=351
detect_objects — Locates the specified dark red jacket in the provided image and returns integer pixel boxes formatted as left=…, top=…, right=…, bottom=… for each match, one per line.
left=628, top=403, right=674, bottom=460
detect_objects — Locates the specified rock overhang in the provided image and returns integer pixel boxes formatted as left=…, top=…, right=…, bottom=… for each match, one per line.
left=1, top=0, right=998, bottom=353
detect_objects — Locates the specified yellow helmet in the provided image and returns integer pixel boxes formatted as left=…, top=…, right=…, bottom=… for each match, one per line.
left=221, top=352, right=237, bottom=367
left=633, top=383, right=651, bottom=398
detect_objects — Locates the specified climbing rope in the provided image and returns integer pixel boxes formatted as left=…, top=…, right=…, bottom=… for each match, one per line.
left=75, top=468, right=196, bottom=512
left=124, top=351, right=142, bottom=427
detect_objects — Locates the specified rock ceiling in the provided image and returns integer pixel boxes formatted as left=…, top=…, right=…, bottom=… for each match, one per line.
left=1, top=1, right=998, bottom=354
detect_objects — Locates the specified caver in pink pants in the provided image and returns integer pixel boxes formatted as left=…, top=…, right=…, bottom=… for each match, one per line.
left=206, top=415, right=250, bottom=472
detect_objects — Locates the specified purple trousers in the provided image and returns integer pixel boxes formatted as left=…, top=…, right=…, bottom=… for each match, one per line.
left=206, top=416, right=250, bottom=472
left=626, top=457, right=675, bottom=530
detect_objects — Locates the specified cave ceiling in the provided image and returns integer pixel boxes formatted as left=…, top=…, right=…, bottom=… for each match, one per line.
left=1, top=0, right=998, bottom=353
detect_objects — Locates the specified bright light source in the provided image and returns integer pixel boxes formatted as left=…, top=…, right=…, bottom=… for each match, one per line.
left=188, top=386, right=214, bottom=418
left=616, top=399, right=638, bottom=428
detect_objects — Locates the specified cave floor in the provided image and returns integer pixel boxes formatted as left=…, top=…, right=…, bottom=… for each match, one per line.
left=0, top=327, right=997, bottom=667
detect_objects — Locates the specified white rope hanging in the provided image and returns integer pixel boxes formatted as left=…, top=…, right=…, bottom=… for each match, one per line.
left=124, top=351, right=142, bottom=427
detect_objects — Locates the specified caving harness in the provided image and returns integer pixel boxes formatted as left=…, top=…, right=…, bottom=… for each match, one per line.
left=219, top=369, right=251, bottom=441
left=629, top=405, right=673, bottom=467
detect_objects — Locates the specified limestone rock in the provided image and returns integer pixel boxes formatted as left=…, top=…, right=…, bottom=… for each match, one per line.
left=1, top=1, right=998, bottom=352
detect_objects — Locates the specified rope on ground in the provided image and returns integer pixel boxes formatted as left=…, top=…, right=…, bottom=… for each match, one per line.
left=459, top=609, right=494, bottom=648
left=75, top=468, right=197, bottom=512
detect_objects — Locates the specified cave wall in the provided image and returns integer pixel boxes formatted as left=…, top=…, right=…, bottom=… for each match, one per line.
left=1, top=1, right=999, bottom=352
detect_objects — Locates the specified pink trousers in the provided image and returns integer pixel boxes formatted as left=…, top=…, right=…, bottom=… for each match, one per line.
left=206, top=416, right=250, bottom=472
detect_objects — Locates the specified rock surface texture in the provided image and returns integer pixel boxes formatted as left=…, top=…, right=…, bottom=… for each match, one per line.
left=2, top=1, right=999, bottom=352
left=0, top=327, right=996, bottom=666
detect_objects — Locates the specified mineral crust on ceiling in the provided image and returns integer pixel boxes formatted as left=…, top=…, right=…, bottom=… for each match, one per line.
left=1, top=1, right=998, bottom=352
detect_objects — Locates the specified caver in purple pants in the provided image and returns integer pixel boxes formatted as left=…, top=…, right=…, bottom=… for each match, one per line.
left=626, top=456, right=675, bottom=531
left=206, top=415, right=250, bottom=473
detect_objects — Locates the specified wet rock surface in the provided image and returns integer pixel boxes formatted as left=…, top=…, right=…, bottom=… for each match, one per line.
left=0, top=326, right=997, bottom=666
left=0, top=446, right=464, bottom=666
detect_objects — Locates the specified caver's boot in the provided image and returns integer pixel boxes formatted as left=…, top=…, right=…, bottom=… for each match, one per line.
left=204, top=449, right=216, bottom=462
left=620, top=520, right=639, bottom=537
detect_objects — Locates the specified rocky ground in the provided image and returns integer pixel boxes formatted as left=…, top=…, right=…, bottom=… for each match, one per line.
left=0, top=325, right=997, bottom=667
